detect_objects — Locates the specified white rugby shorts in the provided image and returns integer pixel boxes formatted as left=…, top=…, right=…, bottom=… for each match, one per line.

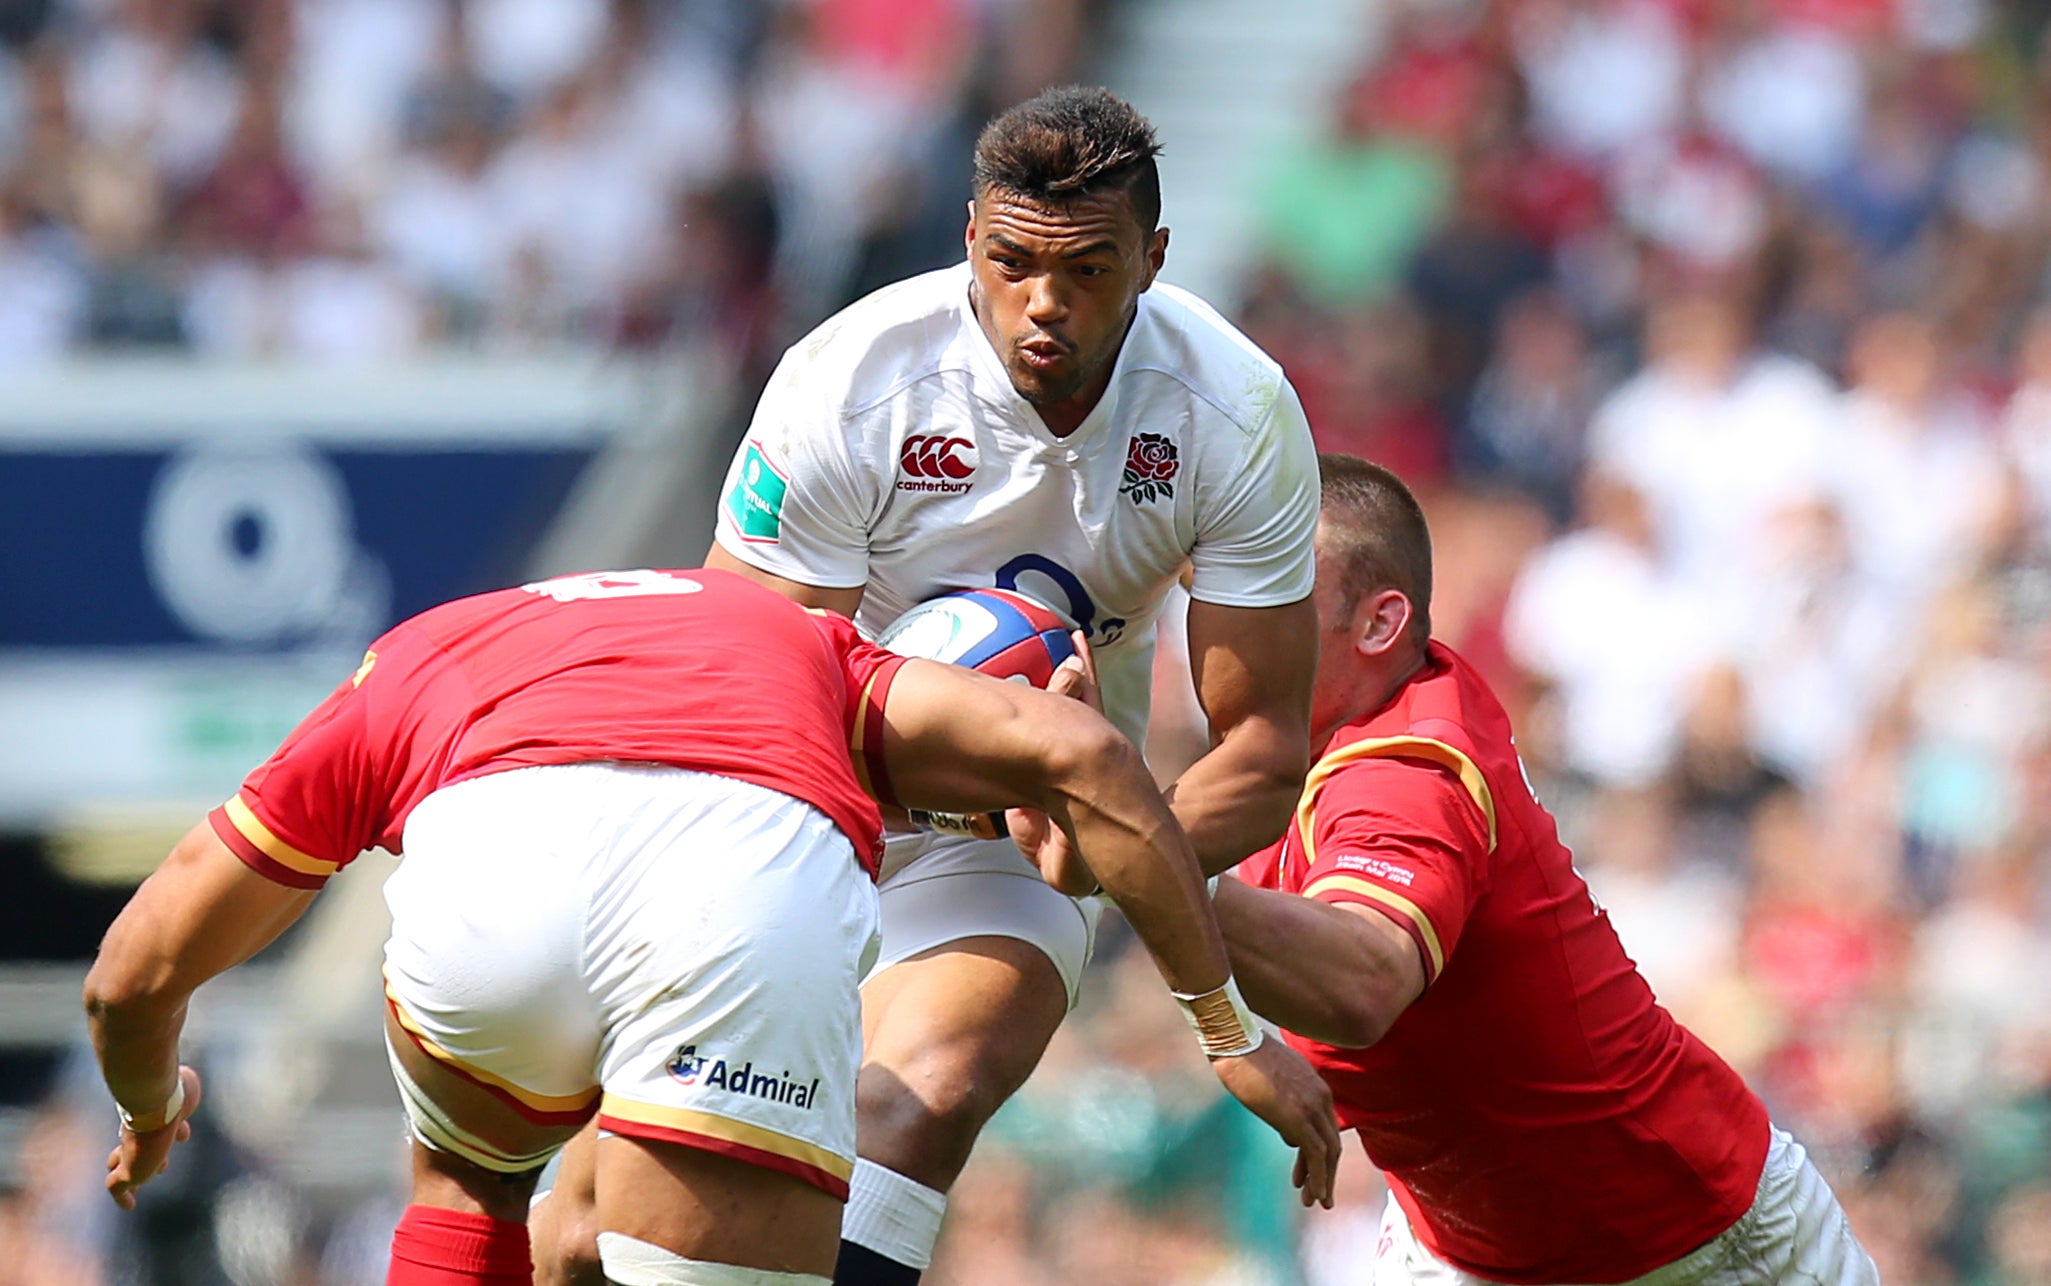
left=381, top=762, right=880, bottom=1196
left=871, top=832, right=1100, bottom=1007
left=1371, top=1127, right=1878, bottom=1286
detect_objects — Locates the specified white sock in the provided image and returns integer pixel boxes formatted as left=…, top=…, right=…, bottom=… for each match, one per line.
left=840, top=1159, right=948, bottom=1270
left=595, top=1232, right=830, bottom=1285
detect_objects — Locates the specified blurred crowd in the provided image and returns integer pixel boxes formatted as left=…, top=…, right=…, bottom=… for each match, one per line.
left=12, top=0, right=2051, bottom=1282
left=1235, top=0, right=2051, bottom=1282
left=0, top=0, right=1098, bottom=374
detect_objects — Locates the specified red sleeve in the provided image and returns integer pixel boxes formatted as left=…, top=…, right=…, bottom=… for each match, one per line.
left=1297, top=757, right=1491, bottom=985
left=208, top=655, right=383, bottom=889
left=1228, top=837, right=1287, bottom=891
left=813, top=610, right=909, bottom=808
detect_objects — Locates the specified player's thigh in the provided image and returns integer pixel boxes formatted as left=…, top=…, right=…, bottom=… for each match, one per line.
left=383, top=770, right=609, bottom=1173
left=870, top=840, right=1100, bottom=1006
left=597, top=1132, right=842, bottom=1277
left=585, top=769, right=877, bottom=1256
left=854, top=935, right=1069, bottom=1188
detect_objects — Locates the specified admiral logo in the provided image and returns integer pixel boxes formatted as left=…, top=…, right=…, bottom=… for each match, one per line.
left=897, top=435, right=975, bottom=494
left=665, top=1044, right=821, bottom=1110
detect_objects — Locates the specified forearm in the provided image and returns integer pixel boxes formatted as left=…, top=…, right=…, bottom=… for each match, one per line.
left=83, top=822, right=315, bottom=1116
left=1064, top=757, right=1232, bottom=997
left=1211, top=879, right=1419, bottom=1048
left=1166, top=719, right=1309, bottom=877
left=86, top=989, right=189, bottom=1117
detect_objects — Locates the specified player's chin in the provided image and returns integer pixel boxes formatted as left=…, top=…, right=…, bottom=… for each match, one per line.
left=1007, top=362, right=1077, bottom=405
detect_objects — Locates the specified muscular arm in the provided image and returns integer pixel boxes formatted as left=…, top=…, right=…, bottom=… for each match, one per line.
left=1169, top=596, right=1318, bottom=876
left=85, top=822, right=317, bottom=1115
left=704, top=544, right=865, bottom=617
left=1211, top=878, right=1425, bottom=1048
left=878, top=658, right=1228, bottom=995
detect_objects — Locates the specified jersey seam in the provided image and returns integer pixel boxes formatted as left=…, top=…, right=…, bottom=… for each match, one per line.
left=838, top=359, right=974, bottom=421
left=1120, top=362, right=1271, bottom=435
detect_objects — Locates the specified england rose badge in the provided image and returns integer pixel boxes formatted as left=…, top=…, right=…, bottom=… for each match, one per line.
left=1119, top=432, right=1179, bottom=505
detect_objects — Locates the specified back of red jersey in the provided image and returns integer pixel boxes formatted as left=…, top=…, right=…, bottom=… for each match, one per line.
left=210, top=569, right=904, bottom=888
left=1250, top=643, right=1769, bottom=1284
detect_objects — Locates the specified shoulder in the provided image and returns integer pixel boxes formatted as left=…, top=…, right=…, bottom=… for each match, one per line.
left=770, top=265, right=975, bottom=419
left=1120, top=282, right=1293, bottom=438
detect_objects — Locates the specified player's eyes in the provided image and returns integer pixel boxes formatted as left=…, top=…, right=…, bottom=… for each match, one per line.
left=1075, top=265, right=1108, bottom=279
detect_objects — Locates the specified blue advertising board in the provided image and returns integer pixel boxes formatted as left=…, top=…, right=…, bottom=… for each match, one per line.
left=0, top=360, right=640, bottom=827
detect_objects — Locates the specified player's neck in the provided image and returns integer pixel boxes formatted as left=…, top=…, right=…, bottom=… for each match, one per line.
left=1033, top=362, right=1117, bottom=437
left=1315, top=648, right=1431, bottom=748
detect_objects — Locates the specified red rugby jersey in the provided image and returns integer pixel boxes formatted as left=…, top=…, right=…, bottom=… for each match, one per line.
left=209, top=569, right=906, bottom=889
left=1237, top=642, right=1769, bottom=1284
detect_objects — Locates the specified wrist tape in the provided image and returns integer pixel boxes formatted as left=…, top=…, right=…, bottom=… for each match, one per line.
left=1171, top=976, right=1264, bottom=1059
left=118, top=1076, right=185, bottom=1134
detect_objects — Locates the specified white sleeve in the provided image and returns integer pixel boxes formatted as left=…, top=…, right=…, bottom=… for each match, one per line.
left=1188, top=380, right=1318, bottom=607
left=710, top=351, right=875, bottom=590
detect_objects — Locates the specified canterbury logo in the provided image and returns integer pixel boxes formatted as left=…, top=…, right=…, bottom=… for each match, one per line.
left=899, top=435, right=975, bottom=480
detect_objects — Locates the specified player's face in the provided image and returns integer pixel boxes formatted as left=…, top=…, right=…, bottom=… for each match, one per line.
left=1309, top=534, right=1365, bottom=734
left=966, top=189, right=1168, bottom=432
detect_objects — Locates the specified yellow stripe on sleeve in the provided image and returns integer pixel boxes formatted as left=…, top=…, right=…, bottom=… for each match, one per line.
left=1301, top=873, right=1447, bottom=978
left=1294, top=735, right=1497, bottom=878
left=847, top=670, right=883, bottom=796
left=223, top=795, right=342, bottom=879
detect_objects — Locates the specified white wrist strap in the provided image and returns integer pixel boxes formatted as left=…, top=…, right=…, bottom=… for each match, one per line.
left=1171, top=976, right=1264, bottom=1059
left=117, top=1076, right=185, bottom=1133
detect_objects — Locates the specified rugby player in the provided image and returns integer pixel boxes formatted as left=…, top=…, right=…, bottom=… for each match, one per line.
left=1206, top=457, right=1878, bottom=1285
left=539, top=85, right=1323, bottom=1286
left=83, top=568, right=1337, bottom=1286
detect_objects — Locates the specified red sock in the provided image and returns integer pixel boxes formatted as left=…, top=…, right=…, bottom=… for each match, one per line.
left=387, top=1204, right=532, bottom=1286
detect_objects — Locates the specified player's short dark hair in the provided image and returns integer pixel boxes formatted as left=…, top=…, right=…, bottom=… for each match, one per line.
left=973, top=86, right=1163, bottom=232
left=1318, top=453, right=1433, bottom=648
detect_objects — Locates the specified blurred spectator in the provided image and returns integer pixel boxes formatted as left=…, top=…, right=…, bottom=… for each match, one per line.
left=1732, top=499, right=1899, bottom=781
left=1512, top=0, right=1685, bottom=162
left=1586, top=283, right=1838, bottom=598
left=1457, top=287, right=1598, bottom=520
left=1578, top=785, right=1743, bottom=1028
left=1828, top=310, right=2002, bottom=604
left=1699, top=6, right=1866, bottom=182
left=1504, top=470, right=1713, bottom=786
left=0, top=183, right=81, bottom=363
left=1256, top=74, right=1453, bottom=306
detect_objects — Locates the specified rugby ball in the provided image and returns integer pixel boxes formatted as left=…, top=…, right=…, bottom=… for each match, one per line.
left=877, top=588, right=1077, bottom=685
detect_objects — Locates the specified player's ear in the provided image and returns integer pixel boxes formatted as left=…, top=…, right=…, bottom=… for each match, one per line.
left=1140, top=226, right=1168, bottom=289
left=1356, top=588, right=1413, bottom=660
left=964, top=199, right=979, bottom=255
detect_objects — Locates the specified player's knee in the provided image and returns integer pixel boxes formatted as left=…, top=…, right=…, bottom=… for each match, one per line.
left=855, top=1050, right=1011, bottom=1169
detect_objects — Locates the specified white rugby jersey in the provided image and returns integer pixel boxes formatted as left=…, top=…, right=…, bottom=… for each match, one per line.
left=712, top=261, right=1317, bottom=750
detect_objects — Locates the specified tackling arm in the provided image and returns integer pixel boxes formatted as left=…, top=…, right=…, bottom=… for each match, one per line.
left=878, top=658, right=1225, bottom=994
left=1211, top=878, right=1425, bottom=1048
left=1170, top=596, right=1318, bottom=876
left=876, top=657, right=1341, bottom=1203
left=84, top=821, right=318, bottom=1206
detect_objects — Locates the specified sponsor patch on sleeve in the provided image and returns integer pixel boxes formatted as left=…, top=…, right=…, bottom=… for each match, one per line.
left=725, top=442, right=789, bottom=543
left=1330, top=853, right=1417, bottom=887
